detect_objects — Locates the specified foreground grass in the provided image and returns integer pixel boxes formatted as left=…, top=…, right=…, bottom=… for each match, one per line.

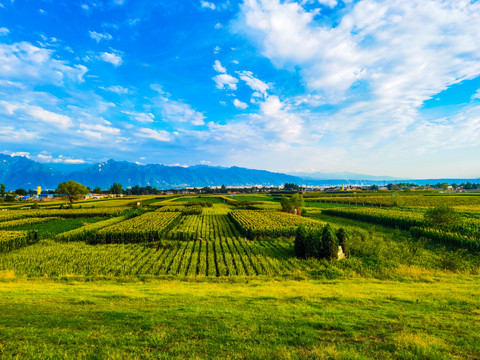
left=0, top=278, right=479, bottom=359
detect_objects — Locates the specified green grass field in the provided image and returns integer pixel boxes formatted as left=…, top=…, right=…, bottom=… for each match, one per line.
left=1, top=193, right=479, bottom=359
left=0, top=278, right=478, bottom=359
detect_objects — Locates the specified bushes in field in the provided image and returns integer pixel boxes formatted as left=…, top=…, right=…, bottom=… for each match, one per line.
left=55, top=216, right=127, bottom=242
left=424, top=205, right=461, bottom=229
left=295, top=224, right=348, bottom=260
left=336, top=228, right=350, bottom=257
left=229, top=210, right=323, bottom=239
left=0, top=231, right=37, bottom=253
left=182, top=205, right=203, bottom=216
left=90, top=212, right=181, bottom=244
left=410, top=227, right=479, bottom=253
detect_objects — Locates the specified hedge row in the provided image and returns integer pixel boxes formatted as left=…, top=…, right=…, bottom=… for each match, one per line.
left=410, top=227, right=480, bottom=253
left=0, top=231, right=38, bottom=253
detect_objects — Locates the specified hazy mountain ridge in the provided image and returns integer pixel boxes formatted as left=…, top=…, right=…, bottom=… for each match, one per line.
left=0, top=155, right=478, bottom=190
left=0, top=156, right=303, bottom=189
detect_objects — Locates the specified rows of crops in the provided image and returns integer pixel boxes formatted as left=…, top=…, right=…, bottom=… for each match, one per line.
left=322, top=207, right=480, bottom=252
left=322, top=208, right=424, bottom=230
left=0, top=207, right=129, bottom=222
left=55, top=216, right=128, bottom=242
left=322, top=207, right=480, bottom=236
left=229, top=210, right=324, bottom=238
left=89, top=211, right=181, bottom=244
left=0, top=213, right=330, bottom=277
left=0, top=217, right=59, bottom=229
left=0, top=231, right=37, bottom=253
left=308, top=195, right=480, bottom=207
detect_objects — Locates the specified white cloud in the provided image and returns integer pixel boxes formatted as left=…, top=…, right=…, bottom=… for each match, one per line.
left=136, top=128, right=171, bottom=142
left=237, top=70, right=269, bottom=96
left=240, top=0, right=480, bottom=103
left=257, top=95, right=304, bottom=142
left=151, top=85, right=206, bottom=126
left=472, top=89, right=480, bottom=100
left=314, top=0, right=337, bottom=7
left=0, top=127, right=38, bottom=142
left=100, top=51, right=123, bottom=67
left=233, top=99, right=248, bottom=109
left=25, top=105, right=73, bottom=129
left=36, top=153, right=86, bottom=164
left=99, top=85, right=129, bottom=94
left=10, top=152, right=30, bottom=158
left=213, top=73, right=238, bottom=90
left=213, top=60, right=226, bottom=73
left=78, top=123, right=121, bottom=136
left=0, top=27, right=9, bottom=36
left=0, top=100, right=20, bottom=115
left=0, top=42, right=88, bottom=85
left=81, top=4, right=89, bottom=11
left=122, top=110, right=155, bottom=122
left=201, top=1, right=216, bottom=10
left=89, top=31, right=112, bottom=43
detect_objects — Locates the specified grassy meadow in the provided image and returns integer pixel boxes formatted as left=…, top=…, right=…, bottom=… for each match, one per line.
left=1, top=192, right=479, bottom=359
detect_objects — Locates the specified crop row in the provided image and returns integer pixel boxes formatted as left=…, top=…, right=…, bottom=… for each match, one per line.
left=0, top=217, right=60, bottom=229
left=322, top=208, right=423, bottom=230
left=0, top=231, right=330, bottom=278
left=0, top=207, right=130, bottom=222
left=307, top=195, right=480, bottom=207
left=90, top=211, right=181, bottom=244
left=229, top=210, right=323, bottom=239
left=55, top=216, right=128, bottom=242
left=322, top=207, right=480, bottom=237
left=410, top=227, right=480, bottom=253
left=0, top=231, right=37, bottom=253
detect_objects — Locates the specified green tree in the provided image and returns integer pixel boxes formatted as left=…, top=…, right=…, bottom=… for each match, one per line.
left=5, top=192, right=16, bottom=202
left=56, top=180, right=89, bottom=206
left=109, top=183, right=123, bottom=195
left=304, top=228, right=322, bottom=259
left=280, top=194, right=304, bottom=214
left=280, top=195, right=294, bottom=213
left=0, top=184, right=5, bottom=197
left=336, top=228, right=350, bottom=258
left=424, top=205, right=461, bottom=230
left=291, top=193, right=304, bottom=214
left=93, top=186, right=102, bottom=194
left=294, top=225, right=308, bottom=259
left=436, top=182, right=449, bottom=190
left=283, top=183, right=301, bottom=191
left=321, top=224, right=339, bottom=260
left=15, top=188, right=27, bottom=196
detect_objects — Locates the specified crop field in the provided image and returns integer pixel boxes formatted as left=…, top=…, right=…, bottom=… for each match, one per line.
left=1, top=192, right=480, bottom=359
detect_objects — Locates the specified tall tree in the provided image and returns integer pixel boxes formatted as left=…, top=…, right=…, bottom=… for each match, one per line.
left=109, top=183, right=123, bottom=195
left=0, top=184, right=5, bottom=197
left=56, top=180, right=89, bottom=206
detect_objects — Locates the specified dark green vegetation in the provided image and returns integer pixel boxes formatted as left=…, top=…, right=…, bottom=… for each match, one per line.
left=1, top=192, right=480, bottom=358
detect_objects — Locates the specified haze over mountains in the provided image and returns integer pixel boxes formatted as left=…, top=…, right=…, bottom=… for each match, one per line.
left=0, top=155, right=478, bottom=190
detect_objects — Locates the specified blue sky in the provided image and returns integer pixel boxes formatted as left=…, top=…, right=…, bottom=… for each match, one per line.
left=1, top=0, right=480, bottom=178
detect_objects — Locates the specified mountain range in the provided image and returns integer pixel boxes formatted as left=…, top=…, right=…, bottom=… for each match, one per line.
left=0, top=155, right=303, bottom=190
left=0, top=155, right=478, bottom=190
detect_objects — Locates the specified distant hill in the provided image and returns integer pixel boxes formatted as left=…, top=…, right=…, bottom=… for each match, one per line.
left=289, top=171, right=402, bottom=181
left=0, top=156, right=303, bottom=190
left=0, top=154, right=62, bottom=190
left=0, top=155, right=478, bottom=190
